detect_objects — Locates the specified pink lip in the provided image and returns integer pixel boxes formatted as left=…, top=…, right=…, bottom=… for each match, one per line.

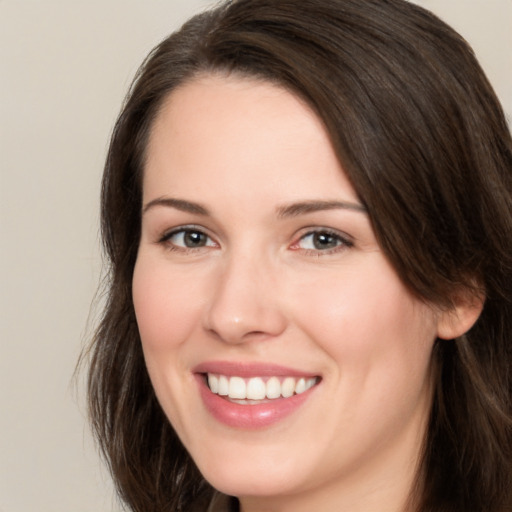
left=193, top=361, right=318, bottom=378
left=193, top=361, right=320, bottom=429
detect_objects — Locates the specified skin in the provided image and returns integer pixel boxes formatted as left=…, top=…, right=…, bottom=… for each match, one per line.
left=132, top=75, right=477, bottom=512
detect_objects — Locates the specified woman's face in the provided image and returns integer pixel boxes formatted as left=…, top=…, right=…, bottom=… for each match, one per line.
left=133, top=75, right=443, bottom=509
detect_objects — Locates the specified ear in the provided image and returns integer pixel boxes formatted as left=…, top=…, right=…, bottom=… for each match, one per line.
left=436, top=288, right=485, bottom=340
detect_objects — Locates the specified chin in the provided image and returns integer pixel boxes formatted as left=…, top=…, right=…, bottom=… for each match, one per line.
left=193, top=445, right=308, bottom=498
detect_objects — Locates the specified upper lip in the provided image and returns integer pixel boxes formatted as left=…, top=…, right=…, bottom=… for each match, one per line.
left=193, top=361, right=319, bottom=378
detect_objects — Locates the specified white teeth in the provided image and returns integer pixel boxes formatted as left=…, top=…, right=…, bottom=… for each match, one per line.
left=281, top=377, right=295, bottom=398
left=229, top=376, right=246, bottom=399
left=207, top=374, right=318, bottom=401
left=208, top=374, right=219, bottom=394
left=247, top=377, right=266, bottom=400
left=266, top=376, right=281, bottom=399
left=295, top=377, right=306, bottom=394
left=218, top=375, right=229, bottom=396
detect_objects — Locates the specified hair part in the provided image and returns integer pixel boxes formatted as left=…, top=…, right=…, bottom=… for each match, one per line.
left=85, top=1, right=512, bottom=510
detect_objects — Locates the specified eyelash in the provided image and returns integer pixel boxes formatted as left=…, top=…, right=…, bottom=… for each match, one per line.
left=290, top=228, right=353, bottom=256
left=158, top=225, right=217, bottom=253
left=157, top=226, right=353, bottom=255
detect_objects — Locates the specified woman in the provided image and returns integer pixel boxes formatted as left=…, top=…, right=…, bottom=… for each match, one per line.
left=86, top=0, right=512, bottom=510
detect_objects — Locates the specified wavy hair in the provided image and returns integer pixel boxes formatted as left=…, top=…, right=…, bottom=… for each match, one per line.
left=85, top=1, right=512, bottom=510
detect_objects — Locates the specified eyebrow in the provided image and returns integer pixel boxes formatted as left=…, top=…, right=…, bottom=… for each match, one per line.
left=142, top=197, right=367, bottom=218
left=143, top=197, right=210, bottom=215
left=276, top=200, right=367, bottom=218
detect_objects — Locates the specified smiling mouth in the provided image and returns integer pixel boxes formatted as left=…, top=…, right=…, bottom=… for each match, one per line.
left=205, top=374, right=320, bottom=403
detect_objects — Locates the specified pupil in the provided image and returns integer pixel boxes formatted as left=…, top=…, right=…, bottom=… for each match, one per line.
left=185, top=231, right=205, bottom=247
left=314, top=233, right=337, bottom=250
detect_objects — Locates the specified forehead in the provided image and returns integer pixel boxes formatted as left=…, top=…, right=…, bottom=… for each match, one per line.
left=143, top=74, right=358, bottom=206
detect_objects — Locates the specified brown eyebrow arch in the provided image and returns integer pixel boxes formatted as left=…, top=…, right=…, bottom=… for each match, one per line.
left=143, top=197, right=210, bottom=216
left=276, top=200, right=367, bottom=218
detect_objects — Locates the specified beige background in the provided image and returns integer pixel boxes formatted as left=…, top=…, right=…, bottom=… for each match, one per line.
left=1, top=1, right=510, bottom=511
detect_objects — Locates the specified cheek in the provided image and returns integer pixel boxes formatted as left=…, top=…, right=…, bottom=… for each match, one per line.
left=132, top=257, right=206, bottom=352
left=131, top=256, right=208, bottom=436
left=290, top=260, right=437, bottom=378
left=290, top=263, right=438, bottom=454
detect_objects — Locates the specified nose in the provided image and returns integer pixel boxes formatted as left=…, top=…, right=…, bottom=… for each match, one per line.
left=202, top=251, right=287, bottom=344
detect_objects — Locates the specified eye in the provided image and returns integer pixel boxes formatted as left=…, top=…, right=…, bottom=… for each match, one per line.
left=160, top=227, right=216, bottom=250
left=292, top=229, right=353, bottom=253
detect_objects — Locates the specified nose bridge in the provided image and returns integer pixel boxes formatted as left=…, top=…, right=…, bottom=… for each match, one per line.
left=204, top=245, right=286, bottom=344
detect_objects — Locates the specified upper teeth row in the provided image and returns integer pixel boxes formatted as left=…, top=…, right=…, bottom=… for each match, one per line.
left=207, top=374, right=317, bottom=400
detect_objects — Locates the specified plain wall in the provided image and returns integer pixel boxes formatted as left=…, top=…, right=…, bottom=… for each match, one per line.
left=1, top=1, right=510, bottom=511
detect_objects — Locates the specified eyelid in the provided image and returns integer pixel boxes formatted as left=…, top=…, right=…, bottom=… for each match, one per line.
left=289, top=227, right=354, bottom=254
left=158, top=224, right=218, bottom=250
left=155, top=224, right=353, bottom=255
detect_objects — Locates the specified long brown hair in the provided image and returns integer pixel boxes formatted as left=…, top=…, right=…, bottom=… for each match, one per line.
left=85, top=1, right=512, bottom=510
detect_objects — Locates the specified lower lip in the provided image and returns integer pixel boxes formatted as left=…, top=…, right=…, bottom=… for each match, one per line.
left=196, top=375, right=317, bottom=429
